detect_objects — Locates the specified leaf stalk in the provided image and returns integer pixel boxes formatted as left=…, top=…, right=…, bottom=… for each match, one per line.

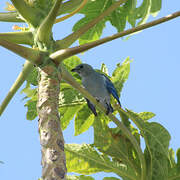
left=53, top=11, right=180, bottom=63
left=36, top=0, right=63, bottom=44
left=0, top=61, right=34, bottom=116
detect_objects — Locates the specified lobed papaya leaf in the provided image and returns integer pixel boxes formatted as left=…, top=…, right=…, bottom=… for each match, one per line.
left=64, top=56, right=82, bottom=81
left=72, top=0, right=108, bottom=45
left=59, top=86, right=85, bottom=131
left=74, top=104, right=95, bottom=136
left=25, top=100, right=37, bottom=120
left=134, top=0, right=151, bottom=25
left=22, top=84, right=38, bottom=120
left=150, top=0, right=162, bottom=17
left=26, top=67, right=38, bottom=86
left=109, top=0, right=136, bottom=30
left=111, top=57, right=131, bottom=97
left=138, top=111, right=155, bottom=121
left=73, top=0, right=162, bottom=44
left=65, top=143, right=134, bottom=179
left=59, top=105, right=82, bottom=130
left=125, top=109, right=171, bottom=180
left=93, top=114, right=140, bottom=179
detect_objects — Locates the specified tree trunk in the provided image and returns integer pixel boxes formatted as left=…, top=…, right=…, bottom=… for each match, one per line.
left=37, top=64, right=67, bottom=180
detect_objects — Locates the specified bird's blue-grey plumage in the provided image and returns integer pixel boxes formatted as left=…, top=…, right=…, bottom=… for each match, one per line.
left=71, top=63, right=121, bottom=116
left=102, top=74, right=121, bottom=106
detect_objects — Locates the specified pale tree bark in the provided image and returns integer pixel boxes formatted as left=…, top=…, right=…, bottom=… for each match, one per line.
left=37, top=63, right=67, bottom=180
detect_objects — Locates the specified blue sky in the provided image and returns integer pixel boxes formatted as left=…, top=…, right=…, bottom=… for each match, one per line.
left=0, top=0, right=180, bottom=180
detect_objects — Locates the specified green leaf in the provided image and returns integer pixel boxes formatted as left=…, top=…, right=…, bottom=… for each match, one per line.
left=73, top=0, right=110, bottom=45
left=65, top=143, right=134, bottom=179
left=125, top=109, right=171, bottom=180
left=60, top=105, right=82, bottom=130
left=74, top=17, right=106, bottom=45
left=127, top=0, right=137, bottom=27
left=101, top=63, right=108, bottom=75
left=67, top=175, right=95, bottom=180
left=63, top=56, right=82, bottom=72
left=25, top=100, right=37, bottom=120
left=73, top=0, right=162, bottom=43
left=59, top=88, right=84, bottom=107
left=63, top=56, right=82, bottom=81
left=93, top=115, right=140, bottom=179
left=59, top=56, right=86, bottom=130
left=59, top=84, right=85, bottom=131
left=168, top=148, right=176, bottom=176
left=108, top=7, right=126, bottom=32
left=119, top=110, right=131, bottom=128
left=26, top=66, right=38, bottom=86
left=111, top=57, right=131, bottom=96
left=138, top=111, right=155, bottom=121
left=74, top=105, right=95, bottom=136
left=103, top=177, right=120, bottom=180
left=21, top=83, right=38, bottom=120
left=109, top=0, right=136, bottom=30
left=21, top=86, right=37, bottom=100
left=177, top=148, right=180, bottom=174
left=150, top=0, right=161, bottom=17
left=135, top=0, right=151, bottom=25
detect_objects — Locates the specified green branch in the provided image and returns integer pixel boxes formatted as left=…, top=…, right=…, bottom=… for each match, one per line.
left=0, top=61, right=34, bottom=116
left=0, top=32, right=33, bottom=45
left=0, top=40, right=46, bottom=65
left=10, top=0, right=39, bottom=26
left=0, top=12, right=23, bottom=22
left=60, top=65, right=146, bottom=180
left=52, top=10, right=180, bottom=64
left=37, top=0, right=63, bottom=44
left=56, top=0, right=127, bottom=48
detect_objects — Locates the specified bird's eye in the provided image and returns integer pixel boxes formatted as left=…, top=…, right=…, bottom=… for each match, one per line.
left=79, top=65, right=83, bottom=69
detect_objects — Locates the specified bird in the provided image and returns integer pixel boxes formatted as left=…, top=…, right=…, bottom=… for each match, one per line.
left=71, top=63, right=121, bottom=116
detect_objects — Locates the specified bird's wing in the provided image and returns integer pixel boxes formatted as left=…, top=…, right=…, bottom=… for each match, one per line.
left=85, top=98, right=97, bottom=116
left=101, top=74, right=121, bottom=106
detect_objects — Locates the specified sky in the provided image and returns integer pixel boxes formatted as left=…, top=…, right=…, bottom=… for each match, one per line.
left=0, top=0, right=180, bottom=180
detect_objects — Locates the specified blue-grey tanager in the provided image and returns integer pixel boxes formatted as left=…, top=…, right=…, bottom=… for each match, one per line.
left=71, top=63, right=121, bottom=116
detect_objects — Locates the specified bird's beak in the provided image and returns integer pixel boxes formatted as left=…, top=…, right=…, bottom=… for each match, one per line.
left=71, top=67, right=77, bottom=72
